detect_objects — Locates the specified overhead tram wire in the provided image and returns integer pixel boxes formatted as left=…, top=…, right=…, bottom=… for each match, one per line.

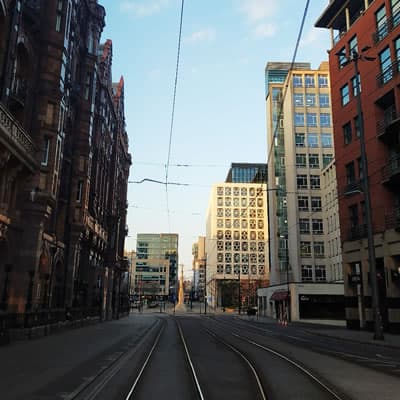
left=165, top=0, right=185, bottom=232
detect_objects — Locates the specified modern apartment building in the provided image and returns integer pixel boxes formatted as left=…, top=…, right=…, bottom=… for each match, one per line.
left=0, top=1, right=130, bottom=321
left=135, top=234, right=178, bottom=300
left=205, top=163, right=269, bottom=310
left=316, top=0, right=400, bottom=332
left=258, top=62, right=344, bottom=323
left=192, top=236, right=206, bottom=300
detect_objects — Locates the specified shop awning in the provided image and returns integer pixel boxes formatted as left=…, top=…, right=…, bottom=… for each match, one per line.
left=270, top=290, right=289, bottom=301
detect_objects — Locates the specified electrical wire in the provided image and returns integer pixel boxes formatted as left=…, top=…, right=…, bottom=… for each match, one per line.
left=165, top=0, right=185, bottom=232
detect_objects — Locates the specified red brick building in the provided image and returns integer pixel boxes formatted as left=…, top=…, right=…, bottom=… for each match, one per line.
left=0, top=1, right=130, bottom=323
left=316, top=0, right=400, bottom=332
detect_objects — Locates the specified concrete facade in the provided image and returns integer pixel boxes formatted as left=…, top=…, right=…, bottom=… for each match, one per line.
left=263, top=62, right=344, bottom=322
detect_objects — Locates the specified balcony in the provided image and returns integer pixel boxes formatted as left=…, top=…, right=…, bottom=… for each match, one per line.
left=385, top=209, right=400, bottom=231
left=376, top=60, right=400, bottom=88
left=376, top=105, right=400, bottom=142
left=372, top=11, right=400, bottom=45
left=343, top=180, right=362, bottom=196
left=382, top=154, right=400, bottom=187
left=0, top=103, right=37, bottom=172
left=347, top=224, right=368, bottom=241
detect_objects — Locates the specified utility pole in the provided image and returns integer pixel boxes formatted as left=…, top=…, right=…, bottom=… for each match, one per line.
left=336, top=47, right=384, bottom=340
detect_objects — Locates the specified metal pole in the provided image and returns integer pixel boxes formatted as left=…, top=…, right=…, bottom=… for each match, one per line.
left=353, top=52, right=383, bottom=340
left=204, top=258, right=207, bottom=315
left=238, top=267, right=241, bottom=315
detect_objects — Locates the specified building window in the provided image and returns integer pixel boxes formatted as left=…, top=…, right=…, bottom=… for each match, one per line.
left=319, top=93, right=329, bottom=107
left=56, top=0, right=63, bottom=32
left=341, top=84, right=350, bottom=105
left=349, top=35, right=358, bottom=55
left=41, top=137, right=50, bottom=166
left=310, top=175, right=320, bottom=189
left=352, top=73, right=361, bottom=96
left=392, top=0, right=400, bottom=27
left=349, top=204, right=359, bottom=229
left=346, top=161, right=356, bottom=184
left=297, top=175, right=308, bottom=189
left=311, top=196, right=322, bottom=211
left=379, top=46, right=392, bottom=84
left=307, top=113, right=317, bottom=127
left=318, top=74, right=328, bottom=87
left=357, top=157, right=364, bottom=180
left=321, top=133, right=332, bottom=148
left=301, top=265, right=313, bottom=282
left=300, top=242, right=312, bottom=258
left=295, top=113, right=305, bottom=126
left=299, top=218, right=310, bottom=234
left=322, top=154, right=333, bottom=168
left=343, top=121, right=352, bottom=145
left=307, top=133, right=318, bottom=148
left=308, top=154, right=319, bottom=169
left=314, top=241, right=325, bottom=258
left=312, top=219, right=324, bottom=234
left=354, top=115, right=361, bottom=138
left=293, top=74, right=303, bottom=87
left=376, top=5, right=388, bottom=41
left=296, top=153, right=307, bottom=168
left=217, top=208, right=223, bottom=217
left=294, top=93, right=303, bottom=106
left=305, top=74, right=315, bottom=87
left=315, top=265, right=327, bottom=282
left=76, top=180, right=83, bottom=202
left=298, top=196, right=309, bottom=211
left=338, top=47, right=347, bottom=68
left=306, top=93, right=316, bottom=107
left=295, top=133, right=305, bottom=147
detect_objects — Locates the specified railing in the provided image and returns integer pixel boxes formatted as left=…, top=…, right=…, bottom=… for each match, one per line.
left=343, top=180, right=362, bottom=196
left=347, top=224, right=368, bottom=240
left=376, top=105, right=398, bottom=137
left=0, top=103, right=36, bottom=165
left=382, top=154, right=400, bottom=182
left=385, top=209, right=400, bottom=231
left=372, top=10, right=400, bottom=44
left=376, top=60, right=400, bottom=88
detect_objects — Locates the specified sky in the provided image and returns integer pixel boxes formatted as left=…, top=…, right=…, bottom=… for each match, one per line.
left=100, top=0, right=331, bottom=277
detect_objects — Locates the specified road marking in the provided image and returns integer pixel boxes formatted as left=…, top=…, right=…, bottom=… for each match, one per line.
left=286, top=335, right=310, bottom=342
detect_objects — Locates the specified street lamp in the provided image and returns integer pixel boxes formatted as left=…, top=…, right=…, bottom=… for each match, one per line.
left=279, top=234, right=290, bottom=323
left=335, top=47, right=384, bottom=340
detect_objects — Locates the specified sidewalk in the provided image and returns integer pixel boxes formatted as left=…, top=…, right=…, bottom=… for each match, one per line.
left=242, top=315, right=400, bottom=349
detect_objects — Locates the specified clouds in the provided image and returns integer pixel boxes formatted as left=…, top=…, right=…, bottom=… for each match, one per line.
left=184, top=28, right=216, bottom=44
left=238, top=0, right=278, bottom=38
left=120, top=0, right=170, bottom=17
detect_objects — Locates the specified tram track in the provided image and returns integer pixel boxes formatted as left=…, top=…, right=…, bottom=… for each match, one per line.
left=206, top=316, right=351, bottom=400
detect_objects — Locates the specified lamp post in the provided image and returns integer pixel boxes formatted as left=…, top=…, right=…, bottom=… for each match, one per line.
left=336, top=47, right=384, bottom=340
left=238, top=266, right=241, bottom=315
left=279, top=234, right=290, bottom=323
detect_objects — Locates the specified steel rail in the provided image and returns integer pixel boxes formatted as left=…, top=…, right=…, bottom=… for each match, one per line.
left=125, top=322, right=165, bottom=400
left=176, top=319, right=205, bottom=400
left=202, top=325, right=267, bottom=400
left=64, top=319, right=161, bottom=400
left=210, top=317, right=346, bottom=400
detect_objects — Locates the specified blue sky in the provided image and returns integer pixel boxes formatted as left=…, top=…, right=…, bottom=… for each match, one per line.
left=100, top=0, right=331, bottom=276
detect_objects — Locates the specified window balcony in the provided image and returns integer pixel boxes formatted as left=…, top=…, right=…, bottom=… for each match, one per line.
left=376, top=60, right=399, bottom=88
left=385, top=208, right=400, bottom=232
left=0, top=103, right=36, bottom=172
left=343, top=180, right=362, bottom=196
left=381, top=154, right=400, bottom=187
left=372, top=10, right=400, bottom=45
left=376, top=105, right=400, bottom=143
left=347, top=224, right=368, bottom=241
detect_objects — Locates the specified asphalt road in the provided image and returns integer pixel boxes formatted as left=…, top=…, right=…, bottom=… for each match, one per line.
left=0, top=309, right=399, bottom=399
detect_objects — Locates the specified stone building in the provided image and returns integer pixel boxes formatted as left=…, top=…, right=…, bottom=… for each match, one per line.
left=0, top=0, right=130, bottom=321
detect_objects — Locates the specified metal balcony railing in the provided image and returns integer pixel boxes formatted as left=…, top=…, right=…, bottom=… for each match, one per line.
left=347, top=224, right=368, bottom=240
left=343, top=180, right=362, bottom=196
left=385, top=209, right=400, bottom=231
left=372, top=10, right=400, bottom=44
left=376, top=105, right=398, bottom=138
left=376, top=60, right=400, bottom=88
left=382, top=154, right=400, bottom=182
